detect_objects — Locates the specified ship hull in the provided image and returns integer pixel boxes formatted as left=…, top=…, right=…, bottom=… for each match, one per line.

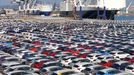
left=39, top=11, right=51, bottom=16
left=60, top=10, right=118, bottom=20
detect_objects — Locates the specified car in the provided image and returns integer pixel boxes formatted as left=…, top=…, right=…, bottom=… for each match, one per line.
left=5, top=70, right=39, bottom=75
left=112, top=61, right=132, bottom=70
left=40, top=66, right=63, bottom=75
left=125, top=64, right=134, bottom=74
left=72, top=62, right=93, bottom=72
left=32, top=58, right=50, bottom=69
left=71, top=58, right=91, bottom=64
left=4, top=65, right=32, bottom=73
left=96, top=68, right=122, bottom=75
left=1, top=61, right=21, bottom=69
left=110, top=51, right=129, bottom=59
left=86, top=53, right=101, bottom=62
left=61, top=56, right=77, bottom=67
left=96, top=55, right=114, bottom=63
left=86, top=65, right=106, bottom=75
left=41, top=61, right=62, bottom=69
left=52, top=69, right=85, bottom=75
left=124, top=55, right=134, bottom=63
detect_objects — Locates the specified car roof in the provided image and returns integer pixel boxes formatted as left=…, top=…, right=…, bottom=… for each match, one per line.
left=43, top=61, right=59, bottom=65
left=55, top=69, right=75, bottom=73
left=87, top=65, right=102, bottom=68
left=115, top=72, right=133, bottom=75
left=127, top=64, right=134, bottom=68
left=69, top=73, right=85, bottom=75
left=75, top=62, right=92, bottom=65
left=9, top=65, right=30, bottom=69
left=4, top=57, right=19, bottom=60
left=115, top=61, right=129, bottom=64
left=99, top=68, right=117, bottom=73
left=6, top=70, right=32, bottom=75
left=2, top=62, right=20, bottom=66
left=42, top=66, right=61, bottom=70
left=73, top=58, right=87, bottom=61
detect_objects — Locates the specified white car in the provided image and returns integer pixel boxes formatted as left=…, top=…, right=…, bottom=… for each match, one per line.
left=125, top=64, right=134, bottom=74
left=52, top=69, right=85, bottom=75
left=4, top=65, right=32, bottom=73
left=61, top=56, right=76, bottom=67
left=3, top=57, right=20, bottom=62
left=5, top=70, right=39, bottom=75
left=1, top=62, right=21, bottom=69
left=110, top=51, right=129, bottom=59
left=86, top=53, right=101, bottom=62
left=96, top=55, right=114, bottom=63
left=72, top=62, right=93, bottom=72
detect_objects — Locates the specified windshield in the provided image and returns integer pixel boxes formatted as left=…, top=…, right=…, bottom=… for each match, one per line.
left=121, top=63, right=131, bottom=66
left=7, top=59, right=18, bottom=62
left=18, top=67, right=30, bottom=70
left=80, top=59, right=90, bottom=62
left=118, top=52, right=125, bottom=54
left=62, top=71, right=76, bottom=75
left=107, top=70, right=121, bottom=74
left=50, top=67, right=63, bottom=71
left=83, top=64, right=93, bottom=67
left=94, top=66, right=105, bottom=70
left=126, top=67, right=134, bottom=70
left=11, top=72, right=31, bottom=75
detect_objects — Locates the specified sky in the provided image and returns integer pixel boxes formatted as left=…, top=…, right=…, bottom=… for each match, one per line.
left=0, top=0, right=133, bottom=7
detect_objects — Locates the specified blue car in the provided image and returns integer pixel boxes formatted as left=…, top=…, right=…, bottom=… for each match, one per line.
left=96, top=68, right=122, bottom=75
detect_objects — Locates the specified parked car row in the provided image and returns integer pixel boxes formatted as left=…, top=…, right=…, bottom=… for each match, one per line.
left=0, top=19, right=134, bottom=75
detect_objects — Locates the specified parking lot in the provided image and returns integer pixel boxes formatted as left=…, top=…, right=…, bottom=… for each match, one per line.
left=0, top=18, right=134, bottom=75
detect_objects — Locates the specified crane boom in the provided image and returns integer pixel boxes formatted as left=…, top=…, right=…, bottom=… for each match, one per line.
left=126, top=0, right=133, bottom=14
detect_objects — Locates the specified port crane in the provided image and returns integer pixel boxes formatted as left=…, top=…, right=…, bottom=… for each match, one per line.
left=126, top=0, right=133, bottom=14
left=72, top=0, right=87, bottom=20
left=12, top=0, right=37, bottom=14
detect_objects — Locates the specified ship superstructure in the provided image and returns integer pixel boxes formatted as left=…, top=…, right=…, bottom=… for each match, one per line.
left=60, top=0, right=126, bottom=19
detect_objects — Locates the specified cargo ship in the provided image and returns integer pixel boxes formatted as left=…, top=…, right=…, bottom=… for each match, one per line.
left=60, top=0, right=126, bottom=20
left=36, top=4, right=53, bottom=16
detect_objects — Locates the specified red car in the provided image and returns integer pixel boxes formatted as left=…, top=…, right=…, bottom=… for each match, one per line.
left=32, top=59, right=50, bottom=69
left=124, top=56, right=134, bottom=63
left=41, top=50, right=50, bottom=56
left=32, top=41, right=42, bottom=47
left=77, top=53, right=87, bottom=58
left=99, top=60, right=118, bottom=67
left=41, top=50, right=56, bottom=57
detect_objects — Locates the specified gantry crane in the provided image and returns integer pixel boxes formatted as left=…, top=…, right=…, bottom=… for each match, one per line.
left=12, top=0, right=37, bottom=14
left=72, top=0, right=85, bottom=20
left=126, top=0, right=133, bottom=14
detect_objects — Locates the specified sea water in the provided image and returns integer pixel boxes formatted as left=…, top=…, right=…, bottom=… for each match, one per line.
left=115, top=15, right=134, bottom=20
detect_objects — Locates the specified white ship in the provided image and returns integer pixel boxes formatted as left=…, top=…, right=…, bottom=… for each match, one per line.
left=60, top=0, right=126, bottom=19
left=36, top=4, right=53, bottom=16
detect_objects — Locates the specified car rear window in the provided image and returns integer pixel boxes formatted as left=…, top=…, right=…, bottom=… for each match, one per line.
left=62, top=71, right=76, bottom=75
left=107, top=70, right=121, bottom=74
left=94, top=66, right=105, bottom=70
left=126, top=67, right=133, bottom=70
left=83, top=64, right=93, bottom=67
left=97, top=71, right=105, bottom=75
left=50, top=67, right=62, bottom=71
left=11, top=72, right=30, bottom=75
